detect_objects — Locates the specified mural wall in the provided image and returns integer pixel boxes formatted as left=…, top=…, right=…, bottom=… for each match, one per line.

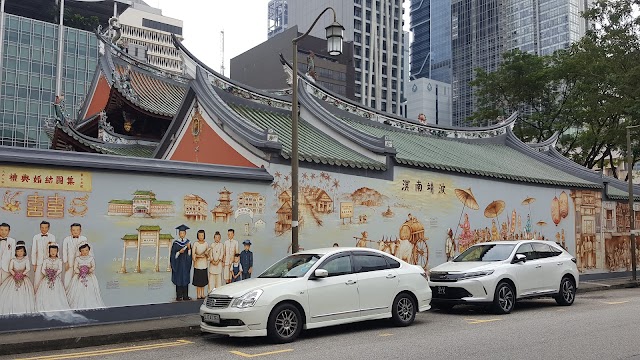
left=0, top=161, right=633, bottom=317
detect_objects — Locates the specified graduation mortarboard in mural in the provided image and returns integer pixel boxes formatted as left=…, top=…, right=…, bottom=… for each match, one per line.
left=175, top=224, right=190, bottom=235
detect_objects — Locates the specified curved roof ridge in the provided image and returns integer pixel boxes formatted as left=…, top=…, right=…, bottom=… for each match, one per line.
left=97, top=31, right=188, bottom=85
left=297, top=79, right=394, bottom=155
left=171, top=34, right=290, bottom=104
left=528, top=131, right=560, bottom=150
left=505, top=128, right=602, bottom=187
left=192, top=66, right=282, bottom=152
left=278, top=54, right=518, bottom=138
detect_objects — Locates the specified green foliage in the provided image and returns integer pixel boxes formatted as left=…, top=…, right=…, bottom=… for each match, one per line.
left=471, top=0, right=640, bottom=178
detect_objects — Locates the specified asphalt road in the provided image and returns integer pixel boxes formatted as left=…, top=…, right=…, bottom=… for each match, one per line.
left=6, top=288, right=640, bottom=360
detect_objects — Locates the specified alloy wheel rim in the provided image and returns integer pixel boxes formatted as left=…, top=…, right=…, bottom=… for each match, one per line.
left=498, top=285, right=514, bottom=311
left=562, top=280, right=575, bottom=303
left=275, top=309, right=298, bottom=338
left=397, top=297, right=414, bottom=321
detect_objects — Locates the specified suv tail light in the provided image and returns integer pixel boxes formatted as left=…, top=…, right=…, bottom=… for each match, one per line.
left=571, top=257, right=577, bottom=264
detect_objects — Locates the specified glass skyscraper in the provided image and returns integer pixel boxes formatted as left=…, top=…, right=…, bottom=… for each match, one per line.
left=409, top=0, right=451, bottom=83
left=411, top=0, right=590, bottom=126
left=1, top=14, right=98, bottom=148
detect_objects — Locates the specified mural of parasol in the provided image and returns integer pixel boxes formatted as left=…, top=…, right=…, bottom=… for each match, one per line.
left=484, top=200, right=506, bottom=225
left=453, top=188, right=480, bottom=239
left=522, top=196, right=536, bottom=219
left=536, top=220, right=547, bottom=233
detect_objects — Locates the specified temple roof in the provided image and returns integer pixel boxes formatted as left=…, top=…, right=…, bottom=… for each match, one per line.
left=51, top=122, right=157, bottom=158
left=230, top=104, right=385, bottom=170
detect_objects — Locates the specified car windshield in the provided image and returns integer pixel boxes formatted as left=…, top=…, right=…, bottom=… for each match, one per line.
left=258, top=254, right=322, bottom=278
left=453, top=244, right=515, bottom=262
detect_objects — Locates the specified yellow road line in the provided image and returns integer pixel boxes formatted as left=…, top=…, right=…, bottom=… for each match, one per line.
left=465, top=318, right=502, bottom=324
left=379, top=333, right=394, bottom=337
left=15, top=340, right=193, bottom=360
left=229, top=349, right=294, bottom=358
left=603, top=301, right=629, bottom=305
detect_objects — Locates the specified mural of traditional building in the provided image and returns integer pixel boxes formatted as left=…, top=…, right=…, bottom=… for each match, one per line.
left=184, top=194, right=208, bottom=220
left=212, top=187, right=234, bottom=223
left=119, top=225, right=174, bottom=273
left=571, top=190, right=602, bottom=272
left=237, top=192, right=266, bottom=215
left=303, top=186, right=333, bottom=214
left=108, top=190, right=175, bottom=217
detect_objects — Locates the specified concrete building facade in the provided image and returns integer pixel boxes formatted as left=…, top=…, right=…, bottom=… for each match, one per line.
left=406, top=78, right=452, bottom=126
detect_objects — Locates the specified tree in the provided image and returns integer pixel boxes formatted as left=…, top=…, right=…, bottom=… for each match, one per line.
left=471, top=0, right=640, bottom=178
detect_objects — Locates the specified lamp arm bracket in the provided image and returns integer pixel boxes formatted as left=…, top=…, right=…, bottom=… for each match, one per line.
left=293, top=7, right=337, bottom=44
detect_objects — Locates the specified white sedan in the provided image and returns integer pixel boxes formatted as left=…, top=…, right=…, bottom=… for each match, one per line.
left=429, top=240, right=579, bottom=314
left=200, top=247, right=432, bottom=343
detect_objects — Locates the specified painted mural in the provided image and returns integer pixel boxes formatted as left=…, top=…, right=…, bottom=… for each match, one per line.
left=0, top=162, right=634, bottom=317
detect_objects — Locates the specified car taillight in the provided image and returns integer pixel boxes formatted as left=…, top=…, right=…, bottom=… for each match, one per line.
left=571, top=257, right=577, bottom=264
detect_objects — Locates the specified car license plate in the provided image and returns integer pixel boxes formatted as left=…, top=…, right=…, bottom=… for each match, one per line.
left=204, top=314, right=220, bottom=323
left=437, top=286, right=446, bottom=295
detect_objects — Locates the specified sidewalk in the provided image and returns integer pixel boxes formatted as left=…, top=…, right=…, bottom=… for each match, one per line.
left=0, top=278, right=638, bottom=357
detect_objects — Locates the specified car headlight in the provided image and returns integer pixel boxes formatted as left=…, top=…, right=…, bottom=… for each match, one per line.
left=230, top=289, right=263, bottom=308
left=458, top=270, right=494, bottom=280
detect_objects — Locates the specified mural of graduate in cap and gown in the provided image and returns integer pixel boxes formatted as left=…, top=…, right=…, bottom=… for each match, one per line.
left=171, top=224, right=193, bottom=301
left=240, top=240, right=253, bottom=280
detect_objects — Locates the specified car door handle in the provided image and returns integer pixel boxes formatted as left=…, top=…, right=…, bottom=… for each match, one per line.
left=386, top=274, right=396, bottom=279
left=535, top=265, right=542, bottom=269
left=557, top=262, right=563, bottom=266
left=346, top=280, right=357, bottom=285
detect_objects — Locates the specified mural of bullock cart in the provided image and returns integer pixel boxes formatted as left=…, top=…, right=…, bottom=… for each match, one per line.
left=396, top=216, right=429, bottom=270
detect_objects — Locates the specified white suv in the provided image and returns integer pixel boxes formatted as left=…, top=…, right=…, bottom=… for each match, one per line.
left=428, top=240, right=578, bottom=314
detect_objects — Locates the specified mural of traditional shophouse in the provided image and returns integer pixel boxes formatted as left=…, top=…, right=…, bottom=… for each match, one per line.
left=119, top=225, right=174, bottom=273
left=184, top=194, right=208, bottom=221
left=107, top=190, right=175, bottom=217
left=237, top=192, right=266, bottom=215
left=211, top=187, right=234, bottom=223
left=43, top=28, right=640, bottom=279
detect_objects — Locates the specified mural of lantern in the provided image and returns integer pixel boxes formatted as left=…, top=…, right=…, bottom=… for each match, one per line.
left=559, top=191, right=569, bottom=219
left=551, top=196, right=561, bottom=226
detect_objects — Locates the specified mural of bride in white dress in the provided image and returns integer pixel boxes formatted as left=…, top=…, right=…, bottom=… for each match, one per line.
left=0, top=241, right=36, bottom=315
left=35, top=243, right=70, bottom=312
left=66, top=243, right=104, bottom=309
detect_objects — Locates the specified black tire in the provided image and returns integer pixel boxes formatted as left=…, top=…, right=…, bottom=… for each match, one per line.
left=492, top=281, right=515, bottom=315
left=555, top=276, right=576, bottom=306
left=392, top=293, right=416, bottom=326
left=267, top=303, right=302, bottom=343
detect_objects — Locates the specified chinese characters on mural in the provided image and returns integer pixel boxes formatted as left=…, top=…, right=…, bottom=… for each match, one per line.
left=401, top=179, right=446, bottom=194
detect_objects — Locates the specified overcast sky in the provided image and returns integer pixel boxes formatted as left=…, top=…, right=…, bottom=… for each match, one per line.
left=153, top=0, right=411, bottom=76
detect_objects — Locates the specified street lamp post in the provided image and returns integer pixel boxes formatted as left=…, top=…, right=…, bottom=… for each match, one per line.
left=291, top=8, right=344, bottom=254
left=627, top=125, right=639, bottom=281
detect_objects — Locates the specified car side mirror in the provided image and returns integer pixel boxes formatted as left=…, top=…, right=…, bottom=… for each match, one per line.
left=512, top=254, right=527, bottom=264
left=312, top=269, right=329, bottom=279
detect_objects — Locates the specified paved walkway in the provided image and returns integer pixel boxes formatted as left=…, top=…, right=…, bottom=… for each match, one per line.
left=0, top=277, right=637, bottom=356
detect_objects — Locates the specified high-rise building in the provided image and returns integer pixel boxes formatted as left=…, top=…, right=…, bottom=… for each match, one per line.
left=268, top=0, right=289, bottom=39
left=280, top=0, right=406, bottom=116
left=0, top=13, right=98, bottom=148
left=118, top=0, right=184, bottom=73
left=409, top=0, right=451, bottom=83
left=411, top=0, right=590, bottom=127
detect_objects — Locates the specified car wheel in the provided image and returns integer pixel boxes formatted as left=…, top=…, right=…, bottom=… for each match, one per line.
left=267, top=303, right=302, bottom=343
left=492, top=281, right=515, bottom=315
left=392, top=293, right=416, bottom=327
left=555, top=276, right=576, bottom=306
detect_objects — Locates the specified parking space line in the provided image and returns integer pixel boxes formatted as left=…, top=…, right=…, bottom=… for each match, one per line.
left=603, top=301, right=629, bottom=305
left=465, top=318, right=502, bottom=324
left=15, top=340, right=193, bottom=360
left=379, top=333, right=394, bottom=337
left=229, top=349, right=294, bottom=358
